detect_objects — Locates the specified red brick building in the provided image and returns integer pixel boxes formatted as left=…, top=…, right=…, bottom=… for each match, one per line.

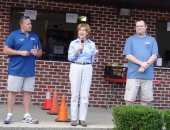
left=0, top=0, right=169, bottom=109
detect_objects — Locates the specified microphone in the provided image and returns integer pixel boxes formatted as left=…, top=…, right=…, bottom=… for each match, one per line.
left=80, top=40, right=84, bottom=54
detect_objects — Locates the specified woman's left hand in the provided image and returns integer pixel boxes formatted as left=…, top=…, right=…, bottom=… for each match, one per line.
left=94, top=50, right=99, bottom=58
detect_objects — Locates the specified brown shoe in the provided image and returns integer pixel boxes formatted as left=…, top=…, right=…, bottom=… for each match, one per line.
left=71, top=120, right=77, bottom=126
left=79, top=120, right=87, bottom=127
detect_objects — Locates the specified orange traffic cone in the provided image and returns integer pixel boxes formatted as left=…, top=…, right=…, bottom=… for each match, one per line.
left=47, top=90, right=59, bottom=115
left=55, top=95, right=70, bottom=122
left=41, top=88, right=52, bottom=110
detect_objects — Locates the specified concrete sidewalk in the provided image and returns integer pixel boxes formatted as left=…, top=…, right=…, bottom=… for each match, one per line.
left=0, top=104, right=114, bottom=130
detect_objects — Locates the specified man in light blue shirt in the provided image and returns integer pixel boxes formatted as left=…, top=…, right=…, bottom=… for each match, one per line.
left=123, top=20, right=158, bottom=106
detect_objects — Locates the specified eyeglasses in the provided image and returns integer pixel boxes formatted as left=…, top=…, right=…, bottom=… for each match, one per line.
left=23, top=16, right=30, bottom=19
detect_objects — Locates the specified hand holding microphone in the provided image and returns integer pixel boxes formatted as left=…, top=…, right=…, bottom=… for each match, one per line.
left=80, top=40, right=84, bottom=54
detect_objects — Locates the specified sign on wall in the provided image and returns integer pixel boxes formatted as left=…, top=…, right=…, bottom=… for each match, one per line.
left=24, top=9, right=37, bottom=20
left=66, top=13, right=78, bottom=23
left=167, top=22, right=170, bottom=31
left=54, top=46, right=64, bottom=54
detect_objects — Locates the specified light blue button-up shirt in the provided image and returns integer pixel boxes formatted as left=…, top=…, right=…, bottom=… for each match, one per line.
left=68, top=38, right=98, bottom=63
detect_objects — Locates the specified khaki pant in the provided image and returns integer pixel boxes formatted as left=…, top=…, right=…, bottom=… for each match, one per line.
left=124, top=79, right=153, bottom=102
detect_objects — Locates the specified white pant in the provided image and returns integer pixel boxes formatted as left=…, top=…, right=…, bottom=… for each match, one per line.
left=69, top=63, right=92, bottom=121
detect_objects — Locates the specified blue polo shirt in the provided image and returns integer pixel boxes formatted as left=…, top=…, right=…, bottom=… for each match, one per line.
left=123, top=34, right=158, bottom=79
left=5, top=29, right=42, bottom=76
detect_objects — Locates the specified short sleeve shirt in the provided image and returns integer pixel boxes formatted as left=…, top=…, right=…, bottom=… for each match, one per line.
left=123, top=34, right=158, bottom=79
left=5, top=29, right=42, bottom=76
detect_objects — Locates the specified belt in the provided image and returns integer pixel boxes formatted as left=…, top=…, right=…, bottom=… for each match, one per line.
left=71, top=62, right=91, bottom=65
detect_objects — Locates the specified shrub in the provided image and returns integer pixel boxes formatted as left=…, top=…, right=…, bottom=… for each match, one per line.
left=112, top=105, right=163, bottom=130
left=164, top=110, right=170, bottom=130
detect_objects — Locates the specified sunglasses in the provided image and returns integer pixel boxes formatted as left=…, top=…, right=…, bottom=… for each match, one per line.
left=23, top=16, right=30, bottom=19
left=20, top=16, right=31, bottom=24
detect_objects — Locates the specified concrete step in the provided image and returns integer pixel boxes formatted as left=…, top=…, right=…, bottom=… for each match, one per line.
left=0, top=104, right=114, bottom=130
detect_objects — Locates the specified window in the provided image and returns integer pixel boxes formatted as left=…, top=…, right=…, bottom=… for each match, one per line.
left=156, top=20, right=170, bottom=67
left=10, top=7, right=90, bottom=62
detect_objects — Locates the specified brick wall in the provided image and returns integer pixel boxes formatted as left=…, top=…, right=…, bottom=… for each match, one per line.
left=0, top=0, right=170, bottom=109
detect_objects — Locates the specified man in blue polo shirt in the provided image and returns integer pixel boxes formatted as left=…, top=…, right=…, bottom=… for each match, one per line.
left=123, top=20, right=158, bottom=106
left=3, top=16, right=42, bottom=124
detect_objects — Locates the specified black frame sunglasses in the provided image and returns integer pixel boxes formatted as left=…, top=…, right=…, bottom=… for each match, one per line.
left=23, top=16, right=30, bottom=19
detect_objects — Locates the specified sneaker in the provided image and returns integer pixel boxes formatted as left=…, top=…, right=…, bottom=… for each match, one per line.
left=4, top=115, right=12, bottom=124
left=22, top=115, right=39, bottom=124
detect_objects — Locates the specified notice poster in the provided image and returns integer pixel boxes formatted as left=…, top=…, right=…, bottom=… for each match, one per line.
left=24, top=10, right=37, bottom=20
left=66, top=13, right=78, bottom=23
left=54, top=46, right=64, bottom=54
left=167, top=22, right=170, bottom=31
